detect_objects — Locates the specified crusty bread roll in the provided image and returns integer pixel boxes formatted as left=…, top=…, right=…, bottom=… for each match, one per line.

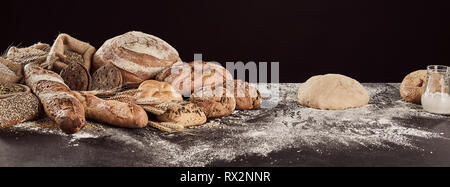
left=189, top=84, right=236, bottom=118
left=400, top=70, right=427, bottom=104
left=24, top=63, right=86, bottom=134
left=233, top=80, right=262, bottom=110
left=93, top=31, right=181, bottom=86
left=72, top=92, right=148, bottom=128
left=135, top=80, right=183, bottom=103
left=156, top=61, right=234, bottom=96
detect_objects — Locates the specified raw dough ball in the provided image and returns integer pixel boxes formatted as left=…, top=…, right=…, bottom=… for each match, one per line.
left=399, top=70, right=427, bottom=104
left=297, top=74, right=369, bottom=110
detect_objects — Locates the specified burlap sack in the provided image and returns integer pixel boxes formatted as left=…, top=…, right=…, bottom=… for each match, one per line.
left=6, top=43, right=50, bottom=65
left=44, top=34, right=95, bottom=73
left=0, top=57, right=23, bottom=84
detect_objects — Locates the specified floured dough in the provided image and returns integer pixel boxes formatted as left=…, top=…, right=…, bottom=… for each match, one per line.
left=297, top=74, right=369, bottom=110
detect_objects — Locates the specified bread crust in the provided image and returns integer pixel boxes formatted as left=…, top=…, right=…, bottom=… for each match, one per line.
left=24, top=63, right=86, bottom=134
left=155, top=101, right=206, bottom=127
left=400, top=70, right=427, bottom=104
left=157, top=61, right=234, bottom=96
left=233, top=80, right=261, bottom=110
left=189, top=85, right=236, bottom=118
left=135, top=80, right=183, bottom=103
left=93, top=31, right=181, bottom=85
left=73, top=92, right=148, bottom=128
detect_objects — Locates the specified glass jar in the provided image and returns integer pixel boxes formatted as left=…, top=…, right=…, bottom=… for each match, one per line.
left=421, top=65, right=450, bottom=115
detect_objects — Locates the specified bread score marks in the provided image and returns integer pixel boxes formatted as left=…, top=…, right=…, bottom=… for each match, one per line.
left=117, top=31, right=179, bottom=60
left=37, top=91, right=78, bottom=118
left=94, top=100, right=133, bottom=119
left=109, top=51, right=168, bottom=79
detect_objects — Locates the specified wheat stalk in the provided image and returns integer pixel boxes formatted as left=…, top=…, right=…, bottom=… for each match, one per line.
left=141, top=105, right=166, bottom=115
left=135, top=97, right=162, bottom=105
left=148, top=121, right=174, bottom=133
left=117, top=89, right=142, bottom=96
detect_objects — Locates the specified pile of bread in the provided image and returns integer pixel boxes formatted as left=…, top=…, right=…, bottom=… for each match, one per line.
left=0, top=31, right=261, bottom=134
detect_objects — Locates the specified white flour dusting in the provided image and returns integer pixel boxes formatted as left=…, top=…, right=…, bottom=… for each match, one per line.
left=7, top=83, right=449, bottom=167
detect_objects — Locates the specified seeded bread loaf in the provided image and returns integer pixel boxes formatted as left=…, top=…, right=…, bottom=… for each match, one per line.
left=155, top=101, right=207, bottom=127
left=189, top=84, right=236, bottom=118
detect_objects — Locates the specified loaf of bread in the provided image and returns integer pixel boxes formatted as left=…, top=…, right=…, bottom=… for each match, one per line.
left=24, top=63, right=86, bottom=134
left=400, top=70, right=427, bottom=104
left=93, top=31, right=181, bottom=86
left=155, top=101, right=207, bottom=127
left=189, top=84, right=236, bottom=118
left=135, top=80, right=183, bottom=103
left=72, top=92, right=148, bottom=128
left=156, top=61, right=234, bottom=96
left=233, top=80, right=262, bottom=110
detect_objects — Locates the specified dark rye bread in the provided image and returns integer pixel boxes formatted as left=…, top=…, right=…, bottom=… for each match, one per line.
left=90, top=63, right=123, bottom=91
left=60, top=62, right=91, bottom=91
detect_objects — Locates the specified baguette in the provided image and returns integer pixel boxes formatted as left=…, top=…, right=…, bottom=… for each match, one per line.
left=24, top=63, right=86, bottom=134
left=73, top=92, right=148, bottom=128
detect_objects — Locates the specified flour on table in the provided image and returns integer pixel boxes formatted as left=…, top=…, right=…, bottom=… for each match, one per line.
left=6, top=83, right=449, bottom=167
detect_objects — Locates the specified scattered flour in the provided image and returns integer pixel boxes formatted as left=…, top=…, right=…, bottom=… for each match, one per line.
left=6, top=83, right=449, bottom=166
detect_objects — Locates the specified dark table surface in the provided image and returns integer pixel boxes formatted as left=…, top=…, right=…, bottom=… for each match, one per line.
left=1, top=83, right=449, bottom=167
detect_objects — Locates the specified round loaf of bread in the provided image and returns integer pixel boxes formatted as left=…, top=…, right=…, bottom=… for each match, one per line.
left=233, top=80, right=261, bottom=110
left=93, top=31, right=181, bottom=86
left=189, top=84, right=236, bottom=118
left=156, top=61, right=233, bottom=96
left=400, top=70, right=427, bottom=104
left=135, top=80, right=183, bottom=103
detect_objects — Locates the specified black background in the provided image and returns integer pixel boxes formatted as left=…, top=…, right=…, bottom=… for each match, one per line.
left=1, top=0, right=449, bottom=83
